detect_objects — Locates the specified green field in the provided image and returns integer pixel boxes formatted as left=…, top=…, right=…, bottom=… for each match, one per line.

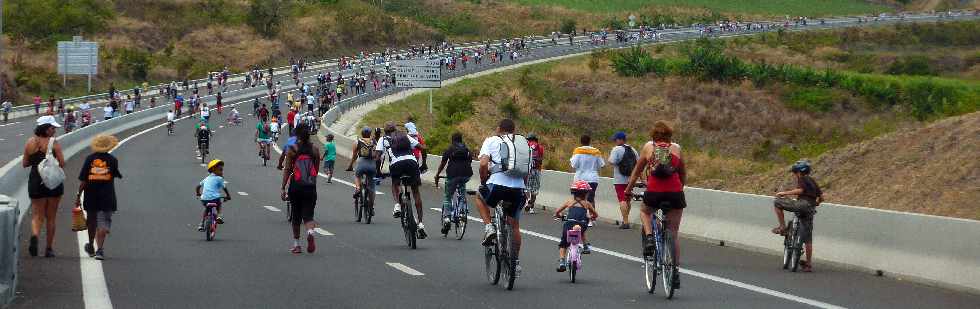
left=509, top=0, right=890, bottom=16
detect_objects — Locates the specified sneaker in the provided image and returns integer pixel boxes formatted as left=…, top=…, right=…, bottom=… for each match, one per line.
left=514, top=260, right=522, bottom=278
left=197, top=224, right=205, bottom=232
left=582, top=243, right=592, bottom=254
left=417, top=223, right=428, bottom=240
left=587, top=221, right=594, bottom=227
left=306, top=233, right=316, bottom=253
left=392, top=203, right=402, bottom=218
left=44, top=248, right=55, bottom=258
left=84, top=243, right=96, bottom=257
left=441, top=219, right=451, bottom=235
left=557, top=259, right=567, bottom=272
left=643, top=235, right=656, bottom=257
left=290, top=245, right=303, bottom=254
left=482, top=225, right=497, bottom=247
left=671, top=272, right=681, bottom=289
left=216, top=216, right=225, bottom=224
left=619, top=223, right=631, bottom=229
left=28, top=236, right=38, bottom=257
left=94, top=249, right=104, bottom=260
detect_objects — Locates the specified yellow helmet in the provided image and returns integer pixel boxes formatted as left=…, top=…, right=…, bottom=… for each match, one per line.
left=207, top=159, right=224, bottom=171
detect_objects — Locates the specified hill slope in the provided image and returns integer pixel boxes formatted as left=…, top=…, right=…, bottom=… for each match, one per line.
left=726, top=111, right=980, bottom=220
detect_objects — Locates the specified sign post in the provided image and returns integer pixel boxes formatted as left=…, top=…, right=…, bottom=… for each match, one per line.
left=394, top=59, right=442, bottom=114
left=57, top=36, right=99, bottom=93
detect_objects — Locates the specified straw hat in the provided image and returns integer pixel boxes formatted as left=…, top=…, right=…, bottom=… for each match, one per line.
left=90, top=135, right=119, bottom=153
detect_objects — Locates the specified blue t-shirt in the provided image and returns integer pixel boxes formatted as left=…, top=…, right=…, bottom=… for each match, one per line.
left=282, top=136, right=297, bottom=150
left=199, top=174, right=225, bottom=201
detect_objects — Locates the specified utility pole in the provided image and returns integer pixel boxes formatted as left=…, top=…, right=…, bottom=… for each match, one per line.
left=1, top=0, right=5, bottom=103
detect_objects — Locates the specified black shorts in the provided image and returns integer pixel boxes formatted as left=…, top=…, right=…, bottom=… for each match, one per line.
left=390, top=160, right=421, bottom=187
left=288, top=187, right=317, bottom=225
left=642, top=191, right=687, bottom=210
left=479, top=184, right=525, bottom=219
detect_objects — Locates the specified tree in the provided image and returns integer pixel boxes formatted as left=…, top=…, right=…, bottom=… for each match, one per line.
left=248, top=0, right=290, bottom=38
left=560, top=19, right=577, bottom=34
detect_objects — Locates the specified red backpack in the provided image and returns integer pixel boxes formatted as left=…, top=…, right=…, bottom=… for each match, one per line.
left=291, top=146, right=318, bottom=187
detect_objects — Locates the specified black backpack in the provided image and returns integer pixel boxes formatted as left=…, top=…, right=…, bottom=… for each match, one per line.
left=449, top=143, right=470, bottom=161
left=617, top=145, right=637, bottom=176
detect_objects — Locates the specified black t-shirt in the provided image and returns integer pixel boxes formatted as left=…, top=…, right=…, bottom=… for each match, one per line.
left=798, top=175, right=822, bottom=203
left=441, top=143, right=473, bottom=178
left=78, top=153, right=123, bottom=212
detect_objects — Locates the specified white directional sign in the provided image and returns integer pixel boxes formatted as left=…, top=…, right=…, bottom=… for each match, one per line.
left=57, top=36, right=99, bottom=75
left=395, top=59, right=442, bottom=89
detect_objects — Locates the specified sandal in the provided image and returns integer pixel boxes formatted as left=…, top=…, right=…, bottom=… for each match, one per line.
left=771, top=226, right=787, bottom=236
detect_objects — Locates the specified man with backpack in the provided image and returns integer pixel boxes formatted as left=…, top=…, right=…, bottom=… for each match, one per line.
left=280, top=123, right=322, bottom=254
left=375, top=122, right=429, bottom=239
left=608, top=131, right=638, bottom=229
left=475, top=119, right=531, bottom=277
left=434, top=132, right=473, bottom=236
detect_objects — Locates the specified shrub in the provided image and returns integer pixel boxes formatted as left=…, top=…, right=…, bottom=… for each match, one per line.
left=247, top=0, right=290, bottom=37
left=610, top=47, right=656, bottom=77
left=116, top=48, right=153, bottom=81
left=886, top=55, right=936, bottom=76
left=4, top=0, right=114, bottom=44
left=784, top=87, right=835, bottom=113
left=560, top=19, right=577, bottom=34
left=499, top=98, right=520, bottom=119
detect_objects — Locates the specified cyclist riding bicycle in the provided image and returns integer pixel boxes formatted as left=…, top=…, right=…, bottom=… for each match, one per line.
left=375, top=122, right=429, bottom=238
left=554, top=180, right=598, bottom=272
left=346, top=127, right=379, bottom=200
left=166, top=109, right=176, bottom=131
left=196, top=159, right=232, bottom=231
left=195, top=120, right=212, bottom=156
left=772, top=160, right=823, bottom=273
left=433, top=132, right=473, bottom=235
left=623, top=121, right=686, bottom=289
left=475, top=118, right=530, bottom=277
left=255, top=117, right=272, bottom=161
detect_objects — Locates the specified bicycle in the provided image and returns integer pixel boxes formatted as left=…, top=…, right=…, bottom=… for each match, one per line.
left=782, top=207, right=807, bottom=272
left=630, top=184, right=678, bottom=299
left=200, top=199, right=227, bottom=241
left=257, top=141, right=270, bottom=166
left=436, top=176, right=468, bottom=240
left=555, top=215, right=585, bottom=283
left=167, top=121, right=175, bottom=135
left=353, top=172, right=375, bottom=224
left=199, top=140, right=209, bottom=164
left=481, top=192, right=518, bottom=290
left=394, top=175, right=418, bottom=249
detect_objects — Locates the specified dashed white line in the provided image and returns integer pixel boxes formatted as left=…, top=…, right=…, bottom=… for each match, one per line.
left=425, top=209, right=846, bottom=309
left=386, top=262, right=425, bottom=276
left=314, top=228, right=334, bottom=236
left=263, top=206, right=281, bottom=212
left=237, top=191, right=249, bottom=196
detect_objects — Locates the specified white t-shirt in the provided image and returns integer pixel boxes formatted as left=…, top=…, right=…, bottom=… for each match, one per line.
left=201, top=108, right=210, bottom=117
left=103, top=106, right=113, bottom=117
left=375, top=134, right=419, bottom=164
left=479, top=135, right=526, bottom=189
left=166, top=112, right=175, bottom=121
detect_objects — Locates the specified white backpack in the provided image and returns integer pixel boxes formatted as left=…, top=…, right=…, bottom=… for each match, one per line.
left=39, top=138, right=65, bottom=190
left=491, top=134, right=532, bottom=179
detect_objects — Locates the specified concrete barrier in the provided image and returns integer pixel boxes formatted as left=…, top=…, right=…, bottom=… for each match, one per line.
left=0, top=196, right=18, bottom=306
left=321, top=75, right=980, bottom=294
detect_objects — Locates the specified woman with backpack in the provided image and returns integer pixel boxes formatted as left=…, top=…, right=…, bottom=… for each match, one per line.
left=280, top=123, right=322, bottom=254
left=623, top=121, right=686, bottom=288
left=346, top=127, right=378, bottom=201
left=434, top=132, right=474, bottom=236
left=23, top=116, right=66, bottom=257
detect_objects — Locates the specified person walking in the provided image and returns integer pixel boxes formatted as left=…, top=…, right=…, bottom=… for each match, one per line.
left=524, top=134, right=544, bottom=214
left=569, top=134, right=604, bottom=253
left=608, top=131, right=638, bottom=229
left=23, top=116, right=66, bottom=257
left=75, top=135, right=122, bottom=260
left=2, top=100, right=11, bottom=123
left=33, top=95, right=41, bottom=114
left=281, top=123, right=322, bottom=254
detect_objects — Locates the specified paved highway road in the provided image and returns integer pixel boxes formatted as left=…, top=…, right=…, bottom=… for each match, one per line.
left=12, top=94, right=980, bottom=308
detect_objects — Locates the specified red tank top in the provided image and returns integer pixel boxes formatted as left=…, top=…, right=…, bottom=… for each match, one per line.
left=646, top=143, right=684, bottom=193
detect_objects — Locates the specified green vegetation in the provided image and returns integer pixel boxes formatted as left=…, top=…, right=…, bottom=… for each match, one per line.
left=510, top=0, right=888, bottom=15
left=3, top=0, right=114, bottom=45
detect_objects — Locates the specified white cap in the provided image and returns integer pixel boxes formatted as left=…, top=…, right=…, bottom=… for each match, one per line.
left=36, top=115, right=61, bottom=128
left=405, top=122, right=418, bottom=135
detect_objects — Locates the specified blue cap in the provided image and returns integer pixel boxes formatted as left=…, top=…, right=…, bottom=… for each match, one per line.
left=611, top=131, right=627, bottom=141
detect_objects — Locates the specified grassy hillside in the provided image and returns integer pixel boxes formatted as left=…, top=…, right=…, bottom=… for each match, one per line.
left=1, top=0, right=928, bottom=104
left=360, top=20, right=980, bottom=219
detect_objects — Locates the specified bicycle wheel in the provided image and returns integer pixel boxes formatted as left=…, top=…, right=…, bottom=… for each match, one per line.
left=402, top=196, right=417, bottom=249
left=660, top=230, right=677, bottom=299
left=453, top=191, right=467, bottom=240
left=790, top=223, right=803, bottom=272
left=362, top=188, right=373, bottom=224
left=570, top=256, right=578, bottom=283
left=485, top=233, right=501, bottom=285
left=353, top=193, right=362, bottom=222
left=499, top=215, right=516, bottom=290
left=204, top=213, right=215, bottom=241
left=782, top=222, right=794, bottom=270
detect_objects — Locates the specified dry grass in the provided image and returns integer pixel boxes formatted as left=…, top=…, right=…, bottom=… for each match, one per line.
left=173, top=25, right=285, bottom=69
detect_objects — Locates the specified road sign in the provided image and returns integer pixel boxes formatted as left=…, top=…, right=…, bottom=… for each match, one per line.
left=394, top=59, right=441, bottom=88
left=395, top=80, right=442, bottom=88
left=57, top=36, right=99, bottom=92
left=57, top=36, right=99, bottom=75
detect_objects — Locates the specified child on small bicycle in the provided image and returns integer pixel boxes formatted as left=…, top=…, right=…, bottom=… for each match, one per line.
left=772, top=160, right=823, bottom=272
left=196, top=160, right=232, bottom=231
left=553, top=180, right=598, bottom=272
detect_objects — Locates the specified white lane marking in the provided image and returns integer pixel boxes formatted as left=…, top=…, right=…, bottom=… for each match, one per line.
left=17, top=133, right=24, bottom=136
left=0, top=138, right=5, bottom=141
left=0, top=121, right=20, bottom=127
left=199, top=164, right=207, bottom=167
left=264, top=206, right=281, bottom=212
left=314, top=228, right=334, bottom=236
left=386, top=262, right=425, bottom=276
left=74, top=196, right=113, bottom=309
left=237, top=191, right=249, bottom=196
left=444, top=209, right=847, bottom=309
